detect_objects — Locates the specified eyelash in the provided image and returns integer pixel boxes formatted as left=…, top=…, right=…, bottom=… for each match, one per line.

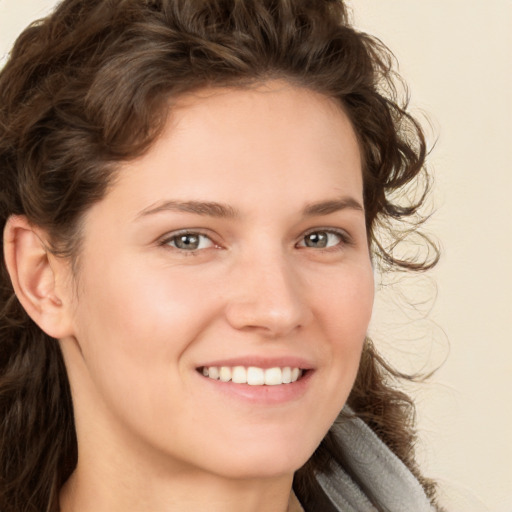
left=298, top=228, right=352, bottom=251
left=158, top=228, right=352, bottom=254
left=158, top=230, right=217, bottom=254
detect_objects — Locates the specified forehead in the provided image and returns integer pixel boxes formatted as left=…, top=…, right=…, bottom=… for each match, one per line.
left=92, top=81, right=363, bottom=221
left=167, top=82, right=360, bottom=172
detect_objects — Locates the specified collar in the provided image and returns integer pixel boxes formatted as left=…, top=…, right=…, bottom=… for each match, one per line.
left=297, top=408, right=436, bottom=511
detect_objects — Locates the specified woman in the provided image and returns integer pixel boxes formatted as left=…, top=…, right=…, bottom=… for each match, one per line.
left=0, top=1, right=441, bottom=511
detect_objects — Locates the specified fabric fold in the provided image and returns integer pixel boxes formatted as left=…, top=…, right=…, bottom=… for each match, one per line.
left=310, top=408, right=435, bottom=512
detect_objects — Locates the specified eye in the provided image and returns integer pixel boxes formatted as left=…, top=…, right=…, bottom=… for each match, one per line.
left=162, top=231, right=215, bottom=251
left=298, top=230, right=347, bottom=249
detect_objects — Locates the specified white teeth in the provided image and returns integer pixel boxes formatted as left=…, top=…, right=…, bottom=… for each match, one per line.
left=208, top=366, right=219, bottom=380
left=201, top=365, right=304, bottom=385
left=231, top=366, right=247, bottom=384
left=264, top=367, right=282, bottom=386
left=219, top=366, right=231, bottom=382
left=282, top=367, right=292, bottom=384
left=247, top=366, right=265, bottom=385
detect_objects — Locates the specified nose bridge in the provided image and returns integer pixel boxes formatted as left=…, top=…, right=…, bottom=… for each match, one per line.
left=225, top=246, right=309, bottom=336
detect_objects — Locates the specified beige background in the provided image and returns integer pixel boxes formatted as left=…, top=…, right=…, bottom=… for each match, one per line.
left=349, top=2, right=512, bottom=511
left=1, top=1, right=511, bottom=511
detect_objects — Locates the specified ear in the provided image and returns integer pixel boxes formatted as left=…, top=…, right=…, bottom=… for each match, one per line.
left=3, top=215, right=74, bottom=339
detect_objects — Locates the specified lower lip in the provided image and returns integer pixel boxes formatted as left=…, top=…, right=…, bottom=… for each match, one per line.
left=197, top=370, right=314, bottom=405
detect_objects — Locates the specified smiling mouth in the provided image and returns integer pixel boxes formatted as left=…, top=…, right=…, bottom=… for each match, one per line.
left=198, top=366, right=305, bottom=386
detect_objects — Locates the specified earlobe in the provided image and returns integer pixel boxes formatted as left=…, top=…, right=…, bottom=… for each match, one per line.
left=3, top=215, right=73, bottom=338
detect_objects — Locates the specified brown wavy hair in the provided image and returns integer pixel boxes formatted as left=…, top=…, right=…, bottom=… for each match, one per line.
left=0, top=1, right=440, bottom=511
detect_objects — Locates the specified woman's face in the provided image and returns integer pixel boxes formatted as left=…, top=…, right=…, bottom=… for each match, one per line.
left=60, top=82, right=374, bottom=481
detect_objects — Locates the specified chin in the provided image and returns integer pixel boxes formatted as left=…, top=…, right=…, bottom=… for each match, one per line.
left=202, top=436, right=317, bottom=480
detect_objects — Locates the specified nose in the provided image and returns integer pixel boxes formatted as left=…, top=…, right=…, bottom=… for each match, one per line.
left=224, top=252, right=312, bottom=338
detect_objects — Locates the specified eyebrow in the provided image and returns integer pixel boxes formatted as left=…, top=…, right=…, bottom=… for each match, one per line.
left=136, top=196, right=364, bottom=220
left=137, top=200, right=239, bottom=219
left=303, top=197, right=364, bottom=216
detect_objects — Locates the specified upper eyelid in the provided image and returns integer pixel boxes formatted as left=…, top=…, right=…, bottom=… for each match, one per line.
left=159, top=228, right=214, bottom=238
left=301, top=226, right=347, bottom=235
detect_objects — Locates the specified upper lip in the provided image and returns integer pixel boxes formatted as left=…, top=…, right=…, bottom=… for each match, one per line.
left=196, top=356, right=315, bottom=370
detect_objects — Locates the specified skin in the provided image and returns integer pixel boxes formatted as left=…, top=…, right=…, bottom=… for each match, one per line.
left=26, top=82, right=374, bottom=511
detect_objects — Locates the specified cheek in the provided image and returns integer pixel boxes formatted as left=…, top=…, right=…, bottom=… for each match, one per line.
left=68, top=261, right=218, bottom=438
left=72, top=258, right=222, bottom=382
left=315, top=264, right=374, bottom=379
left=319, top=264, right=374, bottom=336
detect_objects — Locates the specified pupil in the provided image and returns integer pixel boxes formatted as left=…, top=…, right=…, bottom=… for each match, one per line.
left=306, top=232, right=327, bottom=248
left=176, top=234, right=199, bottom=250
